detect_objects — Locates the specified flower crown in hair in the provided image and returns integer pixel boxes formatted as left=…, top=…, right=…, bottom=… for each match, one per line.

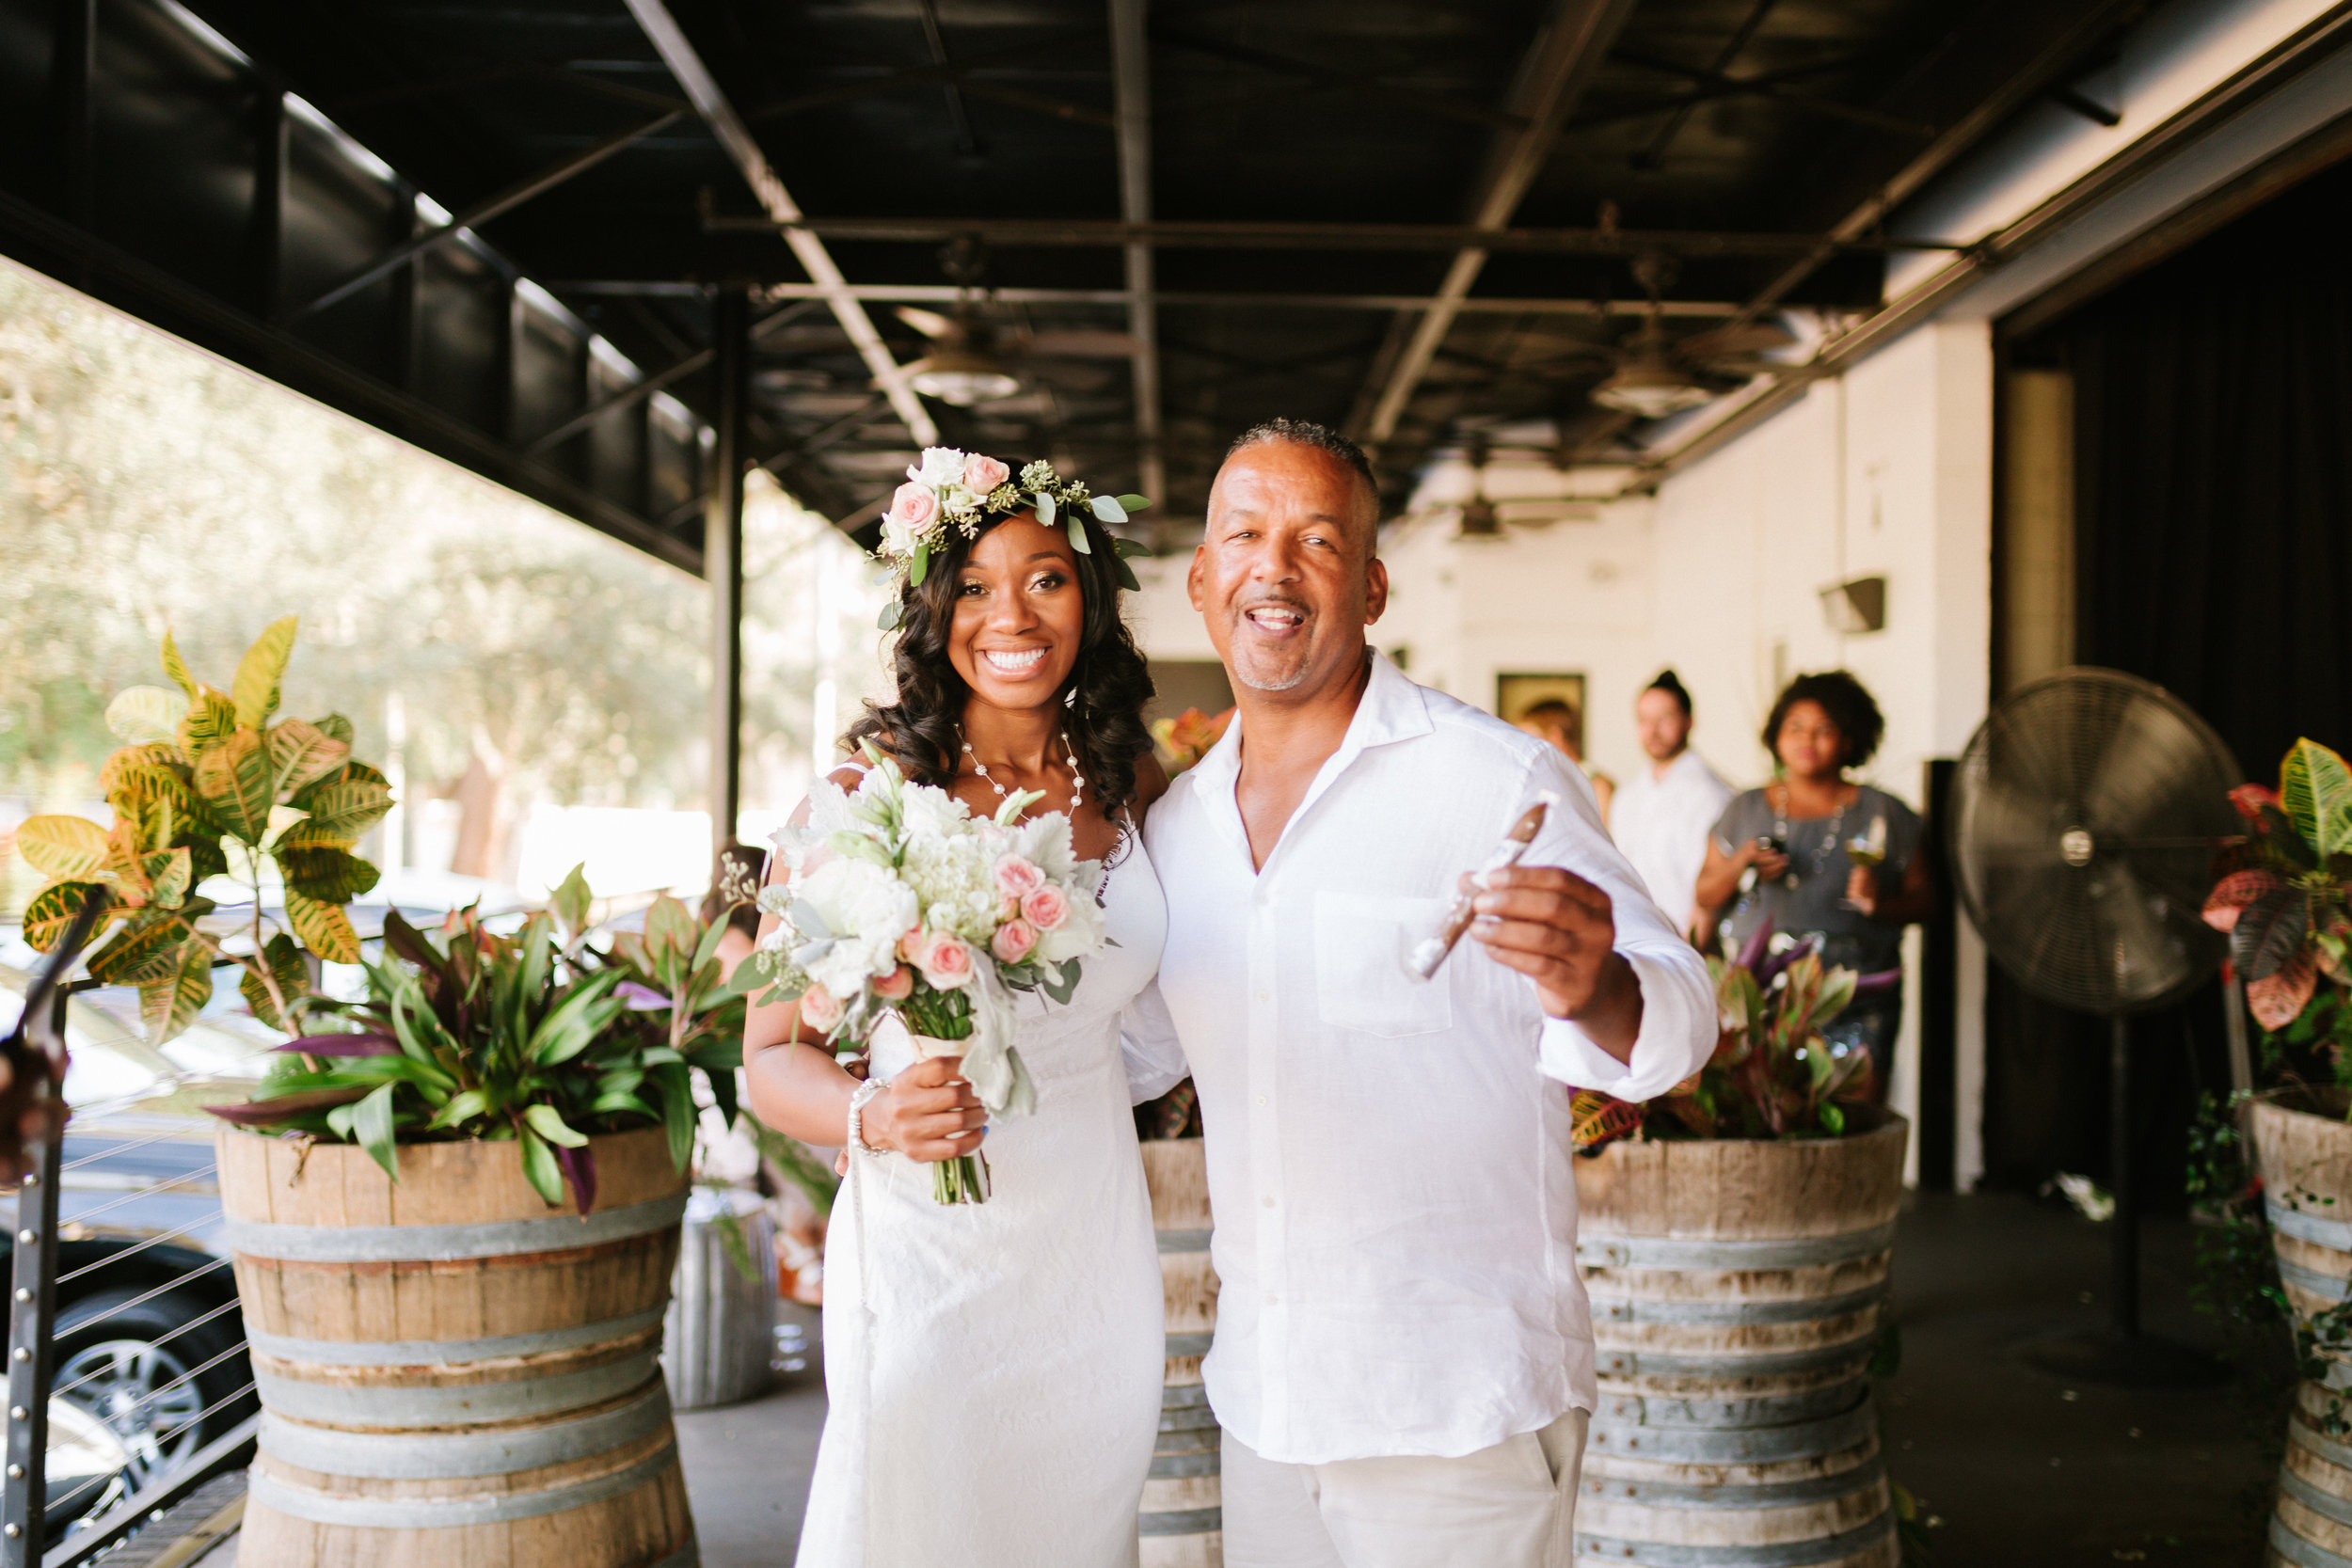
left=875, top=448, right=1152, bottom=629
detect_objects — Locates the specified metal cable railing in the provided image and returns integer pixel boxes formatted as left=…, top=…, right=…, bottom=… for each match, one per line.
left=2, top=919, right=260, bottom=1566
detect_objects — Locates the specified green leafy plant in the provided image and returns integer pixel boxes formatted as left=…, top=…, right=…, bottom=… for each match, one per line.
left=11, top=619, right=391, bottom=1040
left=2205, top=738, right=2352, bottom=1042
left=1573, top=921, right=1892, bottom=1150
left=206, top=866, right=756, bottom=1212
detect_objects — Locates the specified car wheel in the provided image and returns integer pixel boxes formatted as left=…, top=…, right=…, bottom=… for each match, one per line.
left=49, top=1288, right=248, bottom=1508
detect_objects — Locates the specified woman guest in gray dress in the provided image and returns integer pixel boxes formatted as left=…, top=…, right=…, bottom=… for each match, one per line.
left=1692, top=671, right=1934, bottom=1096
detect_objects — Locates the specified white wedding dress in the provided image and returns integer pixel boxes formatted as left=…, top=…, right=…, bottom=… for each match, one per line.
left=793, top=834, right=1168, bottom=1568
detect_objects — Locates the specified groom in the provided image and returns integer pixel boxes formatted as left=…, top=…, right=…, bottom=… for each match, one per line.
left=1123, top=420, right=1716, bottom=1567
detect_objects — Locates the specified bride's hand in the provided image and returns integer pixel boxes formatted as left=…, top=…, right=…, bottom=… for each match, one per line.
left=864, top=1057, right=986, bottom=1164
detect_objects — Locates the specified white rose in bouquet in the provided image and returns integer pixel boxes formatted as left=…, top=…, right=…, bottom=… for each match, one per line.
left=792, top=856, right=918, bottom=1001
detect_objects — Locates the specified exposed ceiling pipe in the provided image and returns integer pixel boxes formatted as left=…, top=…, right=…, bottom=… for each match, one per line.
left=1108, top=0, right=1165, bottom=501
left=1354, top=0, right=1645, bottom=447
left=623, top=0, right=938, bottom=448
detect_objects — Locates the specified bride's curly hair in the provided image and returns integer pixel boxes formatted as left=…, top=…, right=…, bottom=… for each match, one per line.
left=843, top=507, right=1157, bottom=816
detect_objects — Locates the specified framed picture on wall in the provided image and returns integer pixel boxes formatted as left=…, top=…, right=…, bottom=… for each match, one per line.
left=1496, top=673, right=1588, bottom=753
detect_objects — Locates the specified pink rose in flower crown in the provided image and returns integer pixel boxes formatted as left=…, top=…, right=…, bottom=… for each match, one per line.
left=1020, top=884, right=1071, bottom=932
left=799, top=983, right=844, bottom=1033
left=993, top=853, right=1046, bottom=898
left=887, top=482, right=940, bottom=531
left=991, top=919, right=1038, bottom=964
left=873, top=965, right=915, bottom=1002
left=918, top=930, right=977, bottom=990
left=962, top=453, right=1010, bottom=495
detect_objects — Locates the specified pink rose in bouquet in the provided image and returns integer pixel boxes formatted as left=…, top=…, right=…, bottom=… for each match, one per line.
left=1021, top=884, right=1071, bottom=932
left=993, top=853, right=1046, bottom=898
left=991, top=919, right=1039, bottom=964
left=873, top=964, right=915, bottom=1002
left=800, top=983, right=844, bottom=1033
left=918, top=930, right=977, bottom=990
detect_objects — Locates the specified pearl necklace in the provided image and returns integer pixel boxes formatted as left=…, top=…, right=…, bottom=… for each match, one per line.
left=962, top=733, right=1086, bottom=816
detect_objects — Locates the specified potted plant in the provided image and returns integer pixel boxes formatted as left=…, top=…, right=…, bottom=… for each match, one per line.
left=11, top=618, right=390, bottom=1040
left=1567, top=925, right=1907, bottom=1568
left=2198, top=737, right=2352, bottom=1562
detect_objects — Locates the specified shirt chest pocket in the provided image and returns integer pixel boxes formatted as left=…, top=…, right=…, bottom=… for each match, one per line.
left=1312, top=892, right=1454, bottom=1038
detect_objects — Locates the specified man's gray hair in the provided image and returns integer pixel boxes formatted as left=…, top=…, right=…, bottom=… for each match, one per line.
left=1225, top=418, right=1378, bottom=497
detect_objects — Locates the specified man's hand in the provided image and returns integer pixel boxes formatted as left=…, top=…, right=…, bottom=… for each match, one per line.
left=1470, top=865, right=1645, bottom=1062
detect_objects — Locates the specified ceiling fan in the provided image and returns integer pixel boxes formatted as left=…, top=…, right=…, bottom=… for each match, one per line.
left=893, top=303, right=1141, bottom=405
left=1587, top=255, right=1795, bottom=420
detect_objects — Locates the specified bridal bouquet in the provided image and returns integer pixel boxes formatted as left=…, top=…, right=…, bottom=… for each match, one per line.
left=752, top=747, right=1108, bottom=1202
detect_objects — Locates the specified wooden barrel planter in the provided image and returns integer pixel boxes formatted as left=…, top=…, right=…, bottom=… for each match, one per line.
left=1572, top=1115, right=1907, bottom=1568
left=2251, top=1096, right=2352, bottom=1568
left=1140, top=1135, right=1221, bottom=1568
left=217, top=1124, right=698, bottom=1568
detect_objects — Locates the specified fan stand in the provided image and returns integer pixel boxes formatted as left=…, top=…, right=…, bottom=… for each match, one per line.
left=2019, top=1016, right=2228, bottom=1388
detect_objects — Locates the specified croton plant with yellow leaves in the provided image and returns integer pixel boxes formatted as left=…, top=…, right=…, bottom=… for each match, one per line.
left=12, top=617, right=393, bottom=1042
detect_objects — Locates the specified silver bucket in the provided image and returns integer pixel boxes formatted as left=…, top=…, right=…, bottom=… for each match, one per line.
left=662, top=1186, right=778, bottom=1411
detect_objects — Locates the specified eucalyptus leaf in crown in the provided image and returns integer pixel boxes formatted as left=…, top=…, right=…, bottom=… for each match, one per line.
left=875, top=447, right=1154, bottom=628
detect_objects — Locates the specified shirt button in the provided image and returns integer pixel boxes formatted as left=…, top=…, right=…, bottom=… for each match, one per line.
left=1254, top=1095, right=1267, bottom=1107
left=1265, top=1292, right=1279, bottom=1306
left=1262, top=1196, right=1275, bottom=1209
left=1254, top=990, right=1269, bottom=1004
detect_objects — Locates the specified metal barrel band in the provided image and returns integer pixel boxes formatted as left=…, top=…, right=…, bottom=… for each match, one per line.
left=1155, top=1426, right=1219, bottom=1457
left=2291, top=1410, right=2352, bottom=1472
left=256, top=1380, right=674, bottom=1480
left=1166, top=1332, right=1214, bottom=1357
left=2281, top=1465, right=2352, bottom=1529
left=1578, top=1222, right=1896, bottom=1273
left=1161, top=1383, right=1212, bottom=1410
left=1156, top=1227, right=1213, bottom=1254
left=1587, top=1399, right=1877, bottom=1464
left=2282, top=1260, right=2352, bottom=1305
left=1581, top=1457, right=1884, bottom=1511
left=1159, top=1402, right=1221, bottom=1433
left=1138, top=1506, right=1223, bottom=1537
left=649, top=1542, right=700, bottom=1568
left=1573, top=1513, right=1895, bottom=1566
left=245, top=1305, right=670, bottom=1369
left=2271, top=1200, right=2352, bottom=1254
left=223, top=1191, right=691, bottom=1263
left=248, top=1437, right=680, bottom=1528
left=2274, top=1513, right=2352, bottom=1568
left=1148, top=1449, right=1221, bottom=1479
left=254, top=1352, right=660, bottom=1428
left=1598, top=1338, right=1877, bottom=1380
left=1592, top=1283, right=1887, bottom=1328
left=1598, top=1381, right=1868, bottom=1432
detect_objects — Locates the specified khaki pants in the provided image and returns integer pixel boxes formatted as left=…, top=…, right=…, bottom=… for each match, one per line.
left=1219, top=1410, right=1588, bottom=1568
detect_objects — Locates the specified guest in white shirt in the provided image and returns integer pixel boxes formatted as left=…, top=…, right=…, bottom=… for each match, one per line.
left=1122, top=419, right=1716, bottom=1568
left=1607, top=670, right=1735, bottom=937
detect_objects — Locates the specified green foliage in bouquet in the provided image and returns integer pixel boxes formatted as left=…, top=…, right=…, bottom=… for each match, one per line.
left=2204, top=738, right=2352, bottom=1054
left=13, top=618, right=392, bottom=1041
left=1572, top=920, right=1890, bottom=1151
left=206, top=865, right=759, bottom=1212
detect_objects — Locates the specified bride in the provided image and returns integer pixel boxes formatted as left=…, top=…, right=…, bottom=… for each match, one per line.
left=744, top=454, right=1169, bottom=1567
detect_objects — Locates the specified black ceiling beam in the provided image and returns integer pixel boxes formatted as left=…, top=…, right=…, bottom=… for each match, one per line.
left=1603, top=48, right=1937, bottom=139
left=0, top=184, right=696, bottom=572
left=743, top=28, right=1104, bottom=125
left=521, top=297, right=823, bottom=456
left=1149, top=24, right=1530, bottom=134
left=699, top=212, right=1966, bottom=256
left=1629, top=0, right=1780, bottom=168
left=293, top=107, right=687, bottom=319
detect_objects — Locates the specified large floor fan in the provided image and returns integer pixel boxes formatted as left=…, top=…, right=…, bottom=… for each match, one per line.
left=1947, top=666, right=2242, bottom=1386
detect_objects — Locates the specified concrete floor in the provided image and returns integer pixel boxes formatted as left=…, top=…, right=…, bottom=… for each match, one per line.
left=675, top=1196, right=2281, bottom=1566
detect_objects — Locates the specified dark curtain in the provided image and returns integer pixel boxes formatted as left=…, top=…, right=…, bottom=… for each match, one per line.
left=1986, top=158, right=2352, bottom=1204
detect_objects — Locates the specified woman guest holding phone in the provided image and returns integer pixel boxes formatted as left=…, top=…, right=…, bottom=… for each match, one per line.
left=1692, top=671, right=1932, bottom=1096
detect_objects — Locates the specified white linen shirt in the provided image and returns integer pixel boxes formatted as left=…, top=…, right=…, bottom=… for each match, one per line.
left=1610, top=748, right=1737, bottom=932
left=1122, top=652, right=1716, bottom=1465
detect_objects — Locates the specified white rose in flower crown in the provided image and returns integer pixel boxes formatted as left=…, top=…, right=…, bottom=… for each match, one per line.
left=793, top=855, right=919, bottom=1000
left=912, top=446, right=968, bottom=488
